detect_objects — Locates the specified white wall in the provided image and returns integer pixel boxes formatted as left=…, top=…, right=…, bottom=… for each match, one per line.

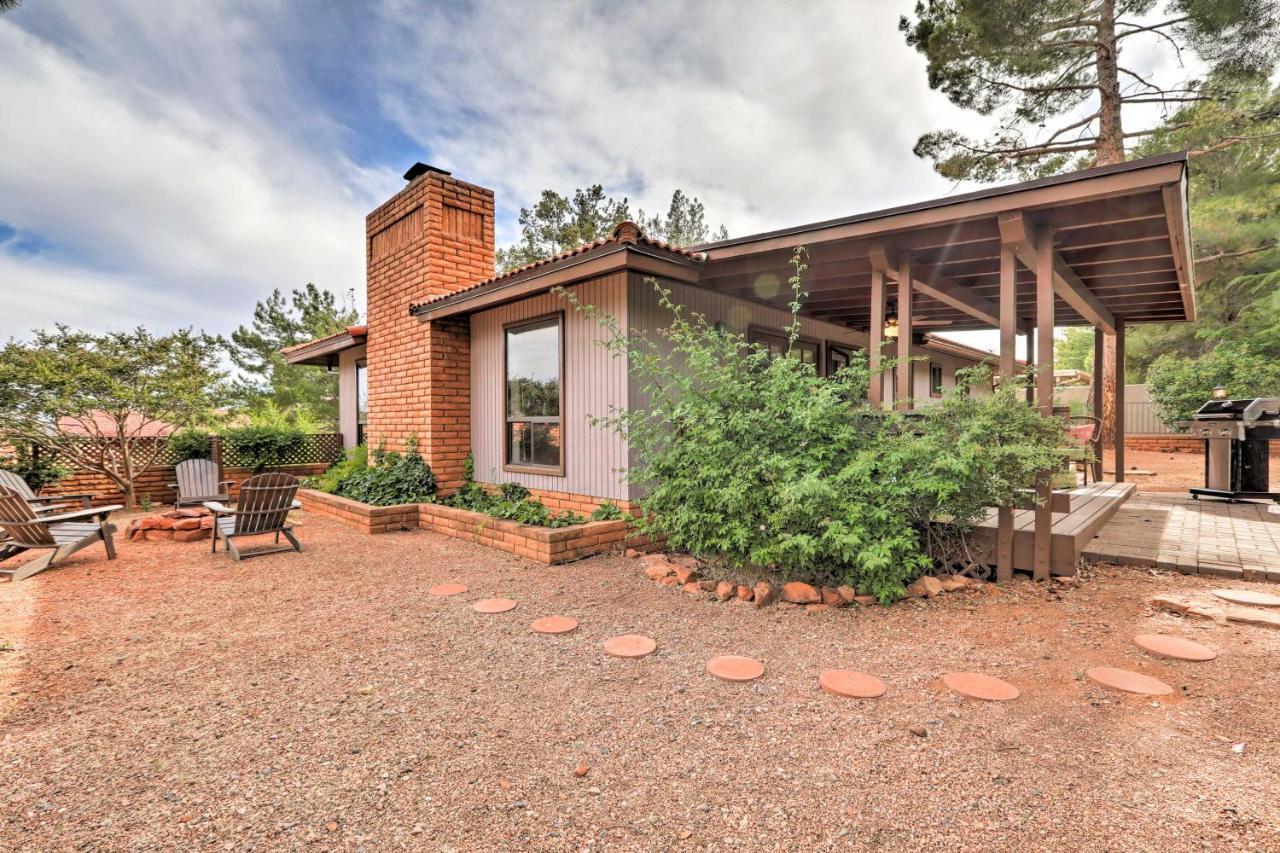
left=337, top=344, right=366, bottom=450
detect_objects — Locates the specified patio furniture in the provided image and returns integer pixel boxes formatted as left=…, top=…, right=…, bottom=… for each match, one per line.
left=204, top=472, right=303, bottom=561
left=1066, top=416, right=1103, bottom=486
left=169, top=459, right=235, bottom=508
left=0, top=468, right=94, bottom=511
left=0, top=486, right=121, bottom=582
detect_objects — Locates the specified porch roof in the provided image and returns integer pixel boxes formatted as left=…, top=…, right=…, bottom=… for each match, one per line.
left=692, top=151, right=1195, bottom=332
left=281, top=325, right=367, bottom=366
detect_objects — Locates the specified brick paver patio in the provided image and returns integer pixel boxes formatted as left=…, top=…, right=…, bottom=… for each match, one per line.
left=1083, top=493, right=1280, bottom=582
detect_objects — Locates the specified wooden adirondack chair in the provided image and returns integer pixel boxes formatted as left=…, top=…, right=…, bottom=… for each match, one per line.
left=169, top=459, right=235, bottom=507
left=203, top=472, right=302, bottom=561
left=0, top=486, right=122, bottom=582
left=0, top=468, right=94, bottom=511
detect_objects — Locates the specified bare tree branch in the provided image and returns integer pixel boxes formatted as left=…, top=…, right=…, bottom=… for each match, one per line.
left=1195, top=241, right=1278, bottom=263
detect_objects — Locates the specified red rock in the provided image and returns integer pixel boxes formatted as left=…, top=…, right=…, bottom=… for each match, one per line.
left=1212, top=588, right=1280, bottom=608
left=199, top=517, right=215, bottom=529
left=644, top=562, right=675, bottom=581
left=683, top=581, right=706, bottom=596
left=326, top=821, right=338, bottom=832
left=640, top=552, right=669, bottom=566
left=1225, top=607, right=1280, bottom=630
left=658, top=575, right=679, bottom=587
left=173, top=529, right=208, bottom=543
left=940, top=577, right=972, bottom=593
left=781, top=582, right=820, bottom=604
left=173, top=518, right=202, bottom=531
left=144, top=529, right=172, bottom=541
left=715, top=581, right=735, bottom=601
left=836, top=586, right=857, bottom=604
left=853, top=594, right=878, bottom=606
left=753, top=581, right=776, bottom=608
left=136, top=517, right=160, bottom=531
left=673, top=565, right=698, bottom=585
left=735, top=585, right=754, bottom=602
left=821, top=587, right=843, bottom=606
left=696, top=579, right=715, bottom=591
left=498, top=777, right=512, bottom=790
left=1150, top=594, right=1226, bottom=623
left=174, top=508, right=206, bottom=518
left=906, top=577, right=944, bottom=598
left=573, top=763, right=589, bottom=778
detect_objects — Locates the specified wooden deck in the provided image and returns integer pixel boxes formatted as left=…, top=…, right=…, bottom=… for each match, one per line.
left=971, top=481, right=1136, bottom=576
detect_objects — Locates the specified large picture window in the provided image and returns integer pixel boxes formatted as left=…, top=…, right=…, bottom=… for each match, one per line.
left=748, top=327, right=820, bottom=370
left=504, top=314, right=564, bottom=473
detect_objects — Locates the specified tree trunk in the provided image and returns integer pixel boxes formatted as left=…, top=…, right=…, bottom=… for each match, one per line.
left=1094, top=0, right=1124, bottom=447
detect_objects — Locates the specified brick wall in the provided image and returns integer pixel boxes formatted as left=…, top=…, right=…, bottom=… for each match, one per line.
left=42, top=464, right=330, bottom=507
left=365, top=167, right=494, bottom=493
left=1126, top=436, right=1280, bottom=456
left=475, top=482, right=636, bottom=516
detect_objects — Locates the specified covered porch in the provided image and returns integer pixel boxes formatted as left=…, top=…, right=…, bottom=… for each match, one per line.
left=692, top=152, right=1196, bottom=580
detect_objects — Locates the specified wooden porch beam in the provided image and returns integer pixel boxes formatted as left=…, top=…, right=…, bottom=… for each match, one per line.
left=869, top=240, right=1026, bottom=334
left=869, top=269, right=885, bottom=408
left=896, top=253, right=913, bottom=412
left=996, top=242, right=1018, bottom=583
left=999, top=211, right=1117, bottom=335
left=1033, top=227, right=1056, bottom=582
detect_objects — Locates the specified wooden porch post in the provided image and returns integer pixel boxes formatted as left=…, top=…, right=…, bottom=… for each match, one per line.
left=996, top=244, right=1018, bottom=583
left=1033, top=228, right=1056, bottom=581
left=895, top=253, right=913, bottom=412
left=869, top=269, right=885, bottom=408
left=1113, top=319, right=1126, bottom=483
left=1092, top=328, right=1105, bottom=483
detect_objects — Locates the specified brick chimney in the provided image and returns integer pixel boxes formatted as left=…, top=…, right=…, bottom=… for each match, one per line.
left=364, top=163, right=495, bottom=491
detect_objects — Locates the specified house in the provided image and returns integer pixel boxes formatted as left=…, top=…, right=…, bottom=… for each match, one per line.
left=286, top=153, right=1195, bottom=559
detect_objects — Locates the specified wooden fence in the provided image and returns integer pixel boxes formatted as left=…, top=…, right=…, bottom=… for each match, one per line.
left=26, top=434, right=344, bottom=507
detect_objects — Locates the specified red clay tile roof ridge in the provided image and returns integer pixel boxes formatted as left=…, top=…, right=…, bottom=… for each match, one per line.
left=280, top=325, right=367, bottom=355
left=409, top=221, right=704, bottom=312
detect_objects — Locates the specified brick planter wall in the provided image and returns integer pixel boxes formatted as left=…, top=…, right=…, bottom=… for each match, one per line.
left=1125, top=435, right=1280, bottom=455
left=296, top=489, right=419, bottom=534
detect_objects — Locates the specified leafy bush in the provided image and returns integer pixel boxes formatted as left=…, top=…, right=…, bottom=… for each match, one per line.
left=306, top=445, right=369, bottom=494
left=444, top=480, right=585, bottom=528
left=558, top=251, right=1067, bottom=602
left=0, top=444, right=69, bottom=493
left=333, top=443, right=437, bottom=506
left=1148, top=344, right=1280, bottom=429
left=168, top=429, right=213, bottom=462
left=221, top=425, right=305, bottom=472
left=590, top=499, right=628, bottom=521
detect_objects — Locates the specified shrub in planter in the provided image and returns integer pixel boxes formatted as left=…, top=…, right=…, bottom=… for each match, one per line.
left=444, top=480, right=585, bottom=528
left=221, top=425, right=305, bottom=472
left=307, top=445, right=369, bottom=494
left=168, top=429, right=213, bottom=463
left=334, top=443, right=437, bottom=506
left=559, top=251, right=1067, bottom=603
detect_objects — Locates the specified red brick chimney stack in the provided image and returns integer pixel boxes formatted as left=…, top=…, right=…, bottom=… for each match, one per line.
left=364, top=163, right=495, bottom=491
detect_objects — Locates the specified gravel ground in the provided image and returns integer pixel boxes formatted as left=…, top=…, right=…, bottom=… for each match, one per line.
left=3, top=511, right=1280, bottom=852
left=1104, top=448, right=1280, bottom=494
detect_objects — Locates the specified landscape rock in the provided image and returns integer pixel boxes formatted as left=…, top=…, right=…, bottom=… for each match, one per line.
left=853, top=594, right=878, bottom=606
left=644, top=562, right=676, bottom=581
left=753, top=581, right=776, bottom=608
left=735, top=585, right=754, bottom=602
left=781, top=582, right=821, bottom=604
left=673, top=565, right=698, bottom=585
left=1151, top=594, right=1227, bottom=623
left=683, top=581, right=706, bottom=597
left=173, top=529, right=208, bottom=543
left=1224, top=607, right=1280, bottom=630
left=820, top=587, right=844, bottom=607
left=836, top=585, right=857, bottom=604
left=906, top=577, right=945, bottom=598
left=940, top=576, right=977, bottom=592
left=715, top=581, right=735, bottom=601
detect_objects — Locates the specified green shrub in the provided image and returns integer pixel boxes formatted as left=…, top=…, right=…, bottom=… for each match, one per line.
left=443, top=479, right=585, bottom=528
left=558, top=251, right=1067, bottom=603
left=0, top=444, right=69, bottom=493
left=307, top=444, right=369, bottom=493
left=590, top=499, right=628, bottom=521
left=168, top=429, right=213, bottom=462
left=333, top=443, right=437, bottom=506
left=221, top=425, right=305, bottom=473
left=1148, top=345, right=1280, bottom=429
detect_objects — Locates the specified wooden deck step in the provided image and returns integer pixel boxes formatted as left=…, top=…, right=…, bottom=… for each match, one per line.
left=971, top=481, right=1136, bottom=576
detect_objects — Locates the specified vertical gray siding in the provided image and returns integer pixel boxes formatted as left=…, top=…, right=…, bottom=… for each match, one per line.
left=470, top=272, right=630, bottom=499
left=338, top=344, right=366, bottom=450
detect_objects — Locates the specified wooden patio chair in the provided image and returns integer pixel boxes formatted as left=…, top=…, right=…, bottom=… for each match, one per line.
left=169, top=459, right=235, bottom=507
left=203, top=472, right=302, bottom=561
left=0, top=468, right=94, bottom=512
left=0, top=486, right=122, bottom=582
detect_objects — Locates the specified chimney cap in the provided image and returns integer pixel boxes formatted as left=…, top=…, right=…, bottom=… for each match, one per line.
left=403, top=162, right=452, bottom=182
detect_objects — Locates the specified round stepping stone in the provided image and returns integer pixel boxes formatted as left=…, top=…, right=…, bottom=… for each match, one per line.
left=1133, top=633, right=1217, bottom=662
left=472, top=598, right=517, bottom=614
left=942, top=671, right=1019, bottom=702
left=1212, top=588, right=1280, bottom=608
left=530, top=616, right=578, bottom=635
left=429, top=582, right=468, bottom=596
left=602, top=634, right=656, bottom=659
left=706, top=655, right=764, bottom=682
left=1086, top=666, right=1173, bottom=696
left=819, top=669, right=886, bottom=699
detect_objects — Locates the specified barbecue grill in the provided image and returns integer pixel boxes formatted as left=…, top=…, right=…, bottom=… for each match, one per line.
left=1187, top=397, right=1280, bottom=502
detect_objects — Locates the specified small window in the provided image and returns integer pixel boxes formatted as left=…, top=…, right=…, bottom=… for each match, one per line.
left=929, top=362, right=944, bottom=398
left=826, top=343, right=856, bottom=376
left=505, top=314, right=564, bottom=473
left=355, top=359, right=368, bottom=445
left=749, top=327, right=819, bottom=370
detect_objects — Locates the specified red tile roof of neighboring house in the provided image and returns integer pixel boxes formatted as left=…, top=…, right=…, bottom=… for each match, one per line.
left=280, top=325, right=368, bottom=356
left=408, top=221, right=704, bottom=314
left=58, top=411, right=176, bottom=438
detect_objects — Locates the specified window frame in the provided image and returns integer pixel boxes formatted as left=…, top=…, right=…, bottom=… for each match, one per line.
left=825, top=342, right=857, bottom=377
left=502, top=311, right=566, bottom=476
left=748, top=325, right=822, bottom=373
left=929, top=362, right=944, bottom=398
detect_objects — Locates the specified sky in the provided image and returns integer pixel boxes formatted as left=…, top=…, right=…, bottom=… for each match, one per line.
left=0, top=0, right=1194, bottom=355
